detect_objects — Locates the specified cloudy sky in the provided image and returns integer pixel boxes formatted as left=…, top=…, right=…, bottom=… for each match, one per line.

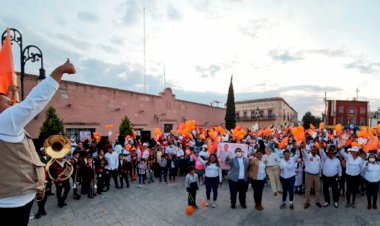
left=1, top=0, right=380, bottom=119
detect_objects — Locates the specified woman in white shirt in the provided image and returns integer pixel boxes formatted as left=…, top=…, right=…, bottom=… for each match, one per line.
left=362, top=153, right=380, bottom=209
left=263, top=147, right=282, bottom=196
left=279, top=149, right=300, bottom=210
left=196, top=153, right=222, bottom=208
left=248, top=151, right=266, bottom=210
left=340, top=146, right=363, bottom=208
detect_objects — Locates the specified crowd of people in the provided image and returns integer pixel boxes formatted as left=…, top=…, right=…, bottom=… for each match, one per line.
left=33, top=123, right=380, bottom=219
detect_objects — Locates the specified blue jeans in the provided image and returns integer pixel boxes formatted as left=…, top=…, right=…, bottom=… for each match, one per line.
left=280, top=176, right=295, bottom=202
left=160, top=168, right=167, bottom=182
left=138, top=174, right=146, bottom=184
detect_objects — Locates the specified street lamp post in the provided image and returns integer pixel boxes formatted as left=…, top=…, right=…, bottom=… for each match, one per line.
left=1, top=28, right=45, bottom=100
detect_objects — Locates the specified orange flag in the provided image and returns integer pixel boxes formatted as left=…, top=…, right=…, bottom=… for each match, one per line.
left=0, top=28, right=17, bottom=102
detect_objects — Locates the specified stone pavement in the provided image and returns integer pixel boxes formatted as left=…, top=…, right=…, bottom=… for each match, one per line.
left=29, top=177, right=380, bottom=226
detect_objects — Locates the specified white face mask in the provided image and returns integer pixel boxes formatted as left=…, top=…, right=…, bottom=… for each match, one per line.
left=369, top=158, right=376, bottom=163
left=236, top=152, right=243, bottom=158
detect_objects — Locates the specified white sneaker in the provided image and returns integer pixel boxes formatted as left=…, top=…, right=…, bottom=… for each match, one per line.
left=323, top=202, right=329, bottom=207
left=138, top=184, right=142, bottom=188
left=211, top=201, right=217, bottom=208
left=334, top=202, right=339, bottom=208
left=206, top=200, right=210, bottom=207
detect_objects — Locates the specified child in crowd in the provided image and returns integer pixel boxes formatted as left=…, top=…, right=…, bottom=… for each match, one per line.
left=159, top=154, right=169, bottom=183
left=168, top=154, right=178, bottom=184
left=137, top=158, right=148, bottom=188
left=185, top=166, right=199, bottom=208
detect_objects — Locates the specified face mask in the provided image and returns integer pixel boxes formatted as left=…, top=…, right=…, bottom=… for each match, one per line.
left=369, top=158, right=376, bottom=163
left=236, top=152, right=242, bottom=158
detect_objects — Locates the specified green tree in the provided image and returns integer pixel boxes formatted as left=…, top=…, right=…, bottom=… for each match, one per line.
left=302, top=111, right=322, bottom=129
left=119, top=115, right=133, bottom=137
left=39, top=106, right=65, bottom=141
left=225, top=75, right=236, bottom=130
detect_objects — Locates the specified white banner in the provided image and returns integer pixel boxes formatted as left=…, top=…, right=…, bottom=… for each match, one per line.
left=217, top=142, right=249, bottom=162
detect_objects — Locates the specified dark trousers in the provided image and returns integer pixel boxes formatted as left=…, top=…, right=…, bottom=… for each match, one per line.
left=280, top=176, right=295, bottom=202
left=97, top=175, right=104, bottom=193
left=119, top=174, right=130, bottom=187
left=346, top=175, right=360, bottom=204
left=228, top=179, right=248, bottom=206
left=205, top=176, right=219, bottom=201
left=37, top=194, right=48, bottom=214
left=160, top=168, right=168, bottom=182
left=127, top=162, right=133, bottom=179
left=188, top=188, right=197, bottom=206
left=82, top=179, right=91, bottom=195
left=178, top=158, right=185, bottom=176
left=366, top=180, right=379, bottom=205
left=106, top=169, right=119, bottom=188
left=250, top=178, right=265, bottom=204
left=169, top=168, right=177, bottom=181
left=0, top=200, right=33, bottom=226
left=56, top=180, right=70, bottom=205
left=323, top=175, right=339, bottom=203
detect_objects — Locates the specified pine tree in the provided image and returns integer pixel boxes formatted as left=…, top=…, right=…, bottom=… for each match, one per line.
left=39, top=106, right=65, bottom=141
left=119, top=115, right=133, bottom=137
left=225, top=75, right=236, bottom=130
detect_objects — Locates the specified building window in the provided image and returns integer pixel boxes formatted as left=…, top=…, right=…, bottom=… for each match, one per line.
left=164, top=124, right=173, bottom=134
left=348, top=107, right=356, bottom=115
left=348, top=117, right=356, bottom=125
left=339, top=106, right=344, bottom=113
left=360, top=107, right=366, bottom=114
left=236, top=112, right=240, bottom=120
left=338, top=117, right=344, bottom=125
left=268, top=110, right=273, bottom=119
left=259, top=110, right=264, bottom=118
left=360, top=117, right=366, bottom=126
left=251, top=111, right=255, bottom=119
left=66, top=128, right=96, bottom=143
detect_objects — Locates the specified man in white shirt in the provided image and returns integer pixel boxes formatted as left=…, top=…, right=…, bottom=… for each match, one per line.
left=320, top=145, right=342, bottom=208
left=113, top=140, right=123, bottom=155
left=165, top=141, right=176, bottom=156
left=302, top=143, right=322, bottom=209
left=0, top=59, right=75, bottom=226
left=104, top=145, right=120, bottom=190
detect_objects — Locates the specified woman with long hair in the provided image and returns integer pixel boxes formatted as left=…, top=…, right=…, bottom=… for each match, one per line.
left=196, top=153, right=222, bottom=208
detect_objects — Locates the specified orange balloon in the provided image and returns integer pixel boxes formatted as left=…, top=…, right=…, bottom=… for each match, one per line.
left=185, top=205, right=194, bottom=216
left=201, top=200, right=207, bottom=209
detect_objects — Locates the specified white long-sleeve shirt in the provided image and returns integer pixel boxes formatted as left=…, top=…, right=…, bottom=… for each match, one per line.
left=362, top=162, right=380, bottom=183
left=0, top=76, right=59, bottom=142
left=198, top=157, right=222, bottom=182
left=263, top=152, right=280, bottom=167
left=0, top=76, right=59, bottom=208
left=280, top=151, right=300, bottom=179
left=302, top=150, right=321, bottom=175
left=105, top=151, right=119, bottom=170
left=320, top=149, right=342, bottom=177
left=340, top=149, right=363, bottom=176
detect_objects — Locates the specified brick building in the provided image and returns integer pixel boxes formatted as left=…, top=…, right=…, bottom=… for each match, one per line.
left=327, top=100, right=369, bottom=127
left=22, top=74, right=225, bottom=142
left=235, top=97, right=298, bottom=129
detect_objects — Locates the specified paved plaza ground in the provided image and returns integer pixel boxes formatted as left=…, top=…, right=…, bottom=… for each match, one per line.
left=29, top=177, right=380, bottom=226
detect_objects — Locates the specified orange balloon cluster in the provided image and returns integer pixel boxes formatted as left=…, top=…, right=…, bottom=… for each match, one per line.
left=208, top=129, right=217, bottom=141
left=93, top=132, right=101, bottom=142
left=278, top=137, right=289, bottom=149
left=231, top=126, right=246, bottom=142
left=335, top=124, right=343, bottom=136
left=154, top=128, right=162, bottom=140
left=291, top=126, right=305, bottom=145
left=356, top=128, right=368, bottom=138
left=215, top=126, right=226, bottom=136
left=177, top=120, right=196, bottom=138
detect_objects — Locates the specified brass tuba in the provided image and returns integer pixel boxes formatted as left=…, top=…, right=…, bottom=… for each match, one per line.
left=44, top=135, right=74, bottom=182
